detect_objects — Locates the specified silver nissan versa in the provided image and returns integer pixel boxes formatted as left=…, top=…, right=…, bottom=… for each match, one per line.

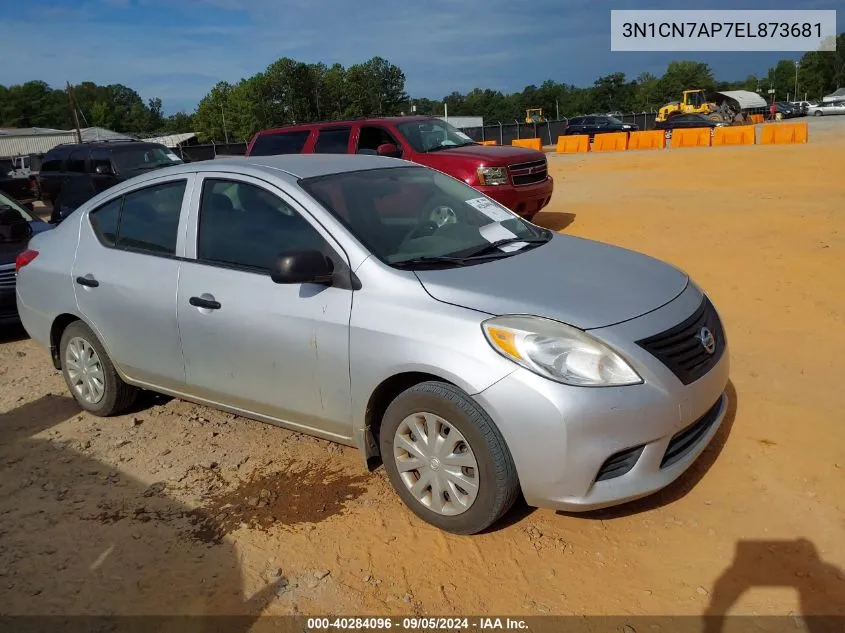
left=15, top=154, right=729, bottom=534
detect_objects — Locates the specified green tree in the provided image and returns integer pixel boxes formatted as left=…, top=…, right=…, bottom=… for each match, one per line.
left=657, top=61, right=716, bottom=103
left=767, top=60, right=799, bottom=101
left=194, top=81, right=234, bottom=142
left=633, top=72, right=660, bottom=111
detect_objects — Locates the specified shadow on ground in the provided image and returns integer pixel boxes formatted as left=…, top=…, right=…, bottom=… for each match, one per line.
left=534, top=211, right=576, bottom=232
left=0, top=394, right=277, bottom=626
left=703, top=538, right=845, bottom=632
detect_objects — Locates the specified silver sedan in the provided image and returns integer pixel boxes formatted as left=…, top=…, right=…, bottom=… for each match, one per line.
left=16, top=155, right=730, bottom=534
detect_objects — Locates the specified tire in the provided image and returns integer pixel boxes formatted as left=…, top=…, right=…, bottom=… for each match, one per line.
left=59, top=321, right=137, bottom=416
left=379, top=381, right=519, bottom=534
left=814, top=111, right=823, bottom=117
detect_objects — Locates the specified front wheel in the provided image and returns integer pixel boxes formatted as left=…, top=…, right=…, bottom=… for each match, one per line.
left=379, top=381, right=520, bottom=534
left=60, top=321, right=138, bottom=416
left=814, top=111, right=823, bottom=117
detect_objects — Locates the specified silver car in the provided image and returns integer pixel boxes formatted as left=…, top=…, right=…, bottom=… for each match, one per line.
left=15, top=155, right=730, bottom=534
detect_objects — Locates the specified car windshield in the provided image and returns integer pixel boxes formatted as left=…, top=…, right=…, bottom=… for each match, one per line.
left=396, top=120, right=477, bottom=153
left=112, top=146, right=182, bottom=172
left=0, top=191, right=33, bottom=221
left=300, top=166, right=549, bottom=267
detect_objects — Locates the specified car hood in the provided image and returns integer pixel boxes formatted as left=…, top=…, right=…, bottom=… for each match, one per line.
left=432, top=145, right=545, bottom=164
left=414, top=234, right=689, bottom=330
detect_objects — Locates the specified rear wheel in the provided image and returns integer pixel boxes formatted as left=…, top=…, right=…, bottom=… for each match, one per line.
left=379, top=381, right=519, bottom=534
left=60, top=321, right=137, bottom=416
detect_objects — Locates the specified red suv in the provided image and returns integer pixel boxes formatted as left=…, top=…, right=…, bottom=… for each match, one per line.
left=246, top=116, right=553, bottom=221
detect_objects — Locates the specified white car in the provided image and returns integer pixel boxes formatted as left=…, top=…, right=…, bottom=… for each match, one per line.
left=808, top=100, right=845, bottom=116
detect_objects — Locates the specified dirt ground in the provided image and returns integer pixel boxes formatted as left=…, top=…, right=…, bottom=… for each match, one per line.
left=2, top=119, right=844, bottom=620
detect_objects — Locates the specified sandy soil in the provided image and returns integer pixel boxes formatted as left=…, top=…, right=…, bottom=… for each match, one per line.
left=1, top=119, right=844, bottom=620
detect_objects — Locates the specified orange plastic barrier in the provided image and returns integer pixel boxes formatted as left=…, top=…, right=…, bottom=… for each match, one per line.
left=477, top=140, right=497, bottom=145
left=670, top=127, right=712, bottom=148
left=627, top=130, right=665, bottom=150
left=713, top=125, right=755, bottom=146
left=511, top=138, right=543, bottom=151
left=556, top=135, right=590, bottom=154
left=749, top=114, right=765, bottom=124
left=592, top=132, right=629, bottom=152
left=760, top=121, right=809, bottom=145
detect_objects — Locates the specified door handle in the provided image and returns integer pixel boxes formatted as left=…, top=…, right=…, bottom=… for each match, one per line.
left=75, top=275, right=99, bottom=288
left=189, top=296, right=221, bottom=310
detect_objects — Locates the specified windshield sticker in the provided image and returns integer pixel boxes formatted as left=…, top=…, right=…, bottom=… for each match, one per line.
left=479, top=222, right=518, bottom=245
left=465, top=197, right=514, bottom=223
left=167, top=153, right=181, bottom=162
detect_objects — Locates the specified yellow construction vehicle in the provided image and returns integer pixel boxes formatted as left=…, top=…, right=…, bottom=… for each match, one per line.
left=525, top=108, right=545, bottom=123
left=655, top=89, right=731, bottom=123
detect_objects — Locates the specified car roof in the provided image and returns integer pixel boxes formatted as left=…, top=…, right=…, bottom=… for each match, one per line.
left=47, top=141, right=164, bottom=154
left=124, top=154, right=416, bottom=183
left=254, top=115, right=441, bottom=137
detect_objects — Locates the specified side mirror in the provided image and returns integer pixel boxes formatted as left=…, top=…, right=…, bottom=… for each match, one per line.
left=376, top=143, right=401, bottom=158
left=94, top=164, right=113, bottom=176
left=270, top=249, right=334, bottom=285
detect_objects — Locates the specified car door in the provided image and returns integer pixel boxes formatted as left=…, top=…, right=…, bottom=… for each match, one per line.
left=176, top=173, right=354, bottom=440
left=72, top=174, right=194, bottom=390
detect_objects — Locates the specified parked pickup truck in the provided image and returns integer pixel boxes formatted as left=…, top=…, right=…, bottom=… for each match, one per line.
left=246, top=116, right=553, bottom=221
left=0, top=158, right=37, bottom=201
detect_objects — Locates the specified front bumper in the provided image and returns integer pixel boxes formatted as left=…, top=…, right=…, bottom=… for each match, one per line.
left=473, top=283, right=730, bottom=512
left=478, top=176, right=553, bottom=217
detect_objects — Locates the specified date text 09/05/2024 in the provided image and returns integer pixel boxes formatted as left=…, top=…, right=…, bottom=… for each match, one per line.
left=621, top=22, right=822, bottom=38
left=305, top=617, right=529, bottom=630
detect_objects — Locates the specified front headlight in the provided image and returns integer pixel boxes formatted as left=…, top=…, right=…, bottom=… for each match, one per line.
left=482, top=315, right=643, bottom=387
left=476, top=166, right=509, bottom=186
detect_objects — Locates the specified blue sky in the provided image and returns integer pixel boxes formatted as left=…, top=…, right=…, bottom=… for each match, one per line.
left=3, top=0, right=842, bottom=114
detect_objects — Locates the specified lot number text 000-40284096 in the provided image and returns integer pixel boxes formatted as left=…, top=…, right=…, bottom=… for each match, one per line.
left=304, top=617, right=529, bottom=630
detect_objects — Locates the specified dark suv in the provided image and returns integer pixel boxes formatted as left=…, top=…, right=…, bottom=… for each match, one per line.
left=563, top=115, right=638, bottom=139
left=38, top=140, right=182, bottom=222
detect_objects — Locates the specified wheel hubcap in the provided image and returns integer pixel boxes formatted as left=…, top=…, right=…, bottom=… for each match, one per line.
left=393, top=412, right=480, bottom=516
left=65, top=337, right=105, bottom=405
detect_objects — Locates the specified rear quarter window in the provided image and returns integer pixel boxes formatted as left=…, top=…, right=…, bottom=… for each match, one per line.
left=250, top=130, right=311, bottom=156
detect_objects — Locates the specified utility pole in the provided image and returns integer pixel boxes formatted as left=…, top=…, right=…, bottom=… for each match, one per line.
left=556, top=99, right=560, bottom=121
left=794, top=60, right=799, bottom=103
left=65, top=82, right=83, bottom=143
left=220, top=104, right=229, bottom=144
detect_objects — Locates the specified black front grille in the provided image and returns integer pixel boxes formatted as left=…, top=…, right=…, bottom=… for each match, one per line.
left=661, top=396, right=723, bottom=469
left=595, top=444, right=645, bottom=482
left=0, top=265, right=15, bottom=290
left=508, top=159, right=547, bottom=186
left=636, top=296, right=725, bottom=385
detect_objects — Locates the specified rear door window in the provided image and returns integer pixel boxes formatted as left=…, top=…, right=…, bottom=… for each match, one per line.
left=115, top=180, right=187, bottom=255
left=250, top=131, right=311, bottom=156
left=314, top=128, right=351, bottom=154
left=67, top=148, right=89, bottom=173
